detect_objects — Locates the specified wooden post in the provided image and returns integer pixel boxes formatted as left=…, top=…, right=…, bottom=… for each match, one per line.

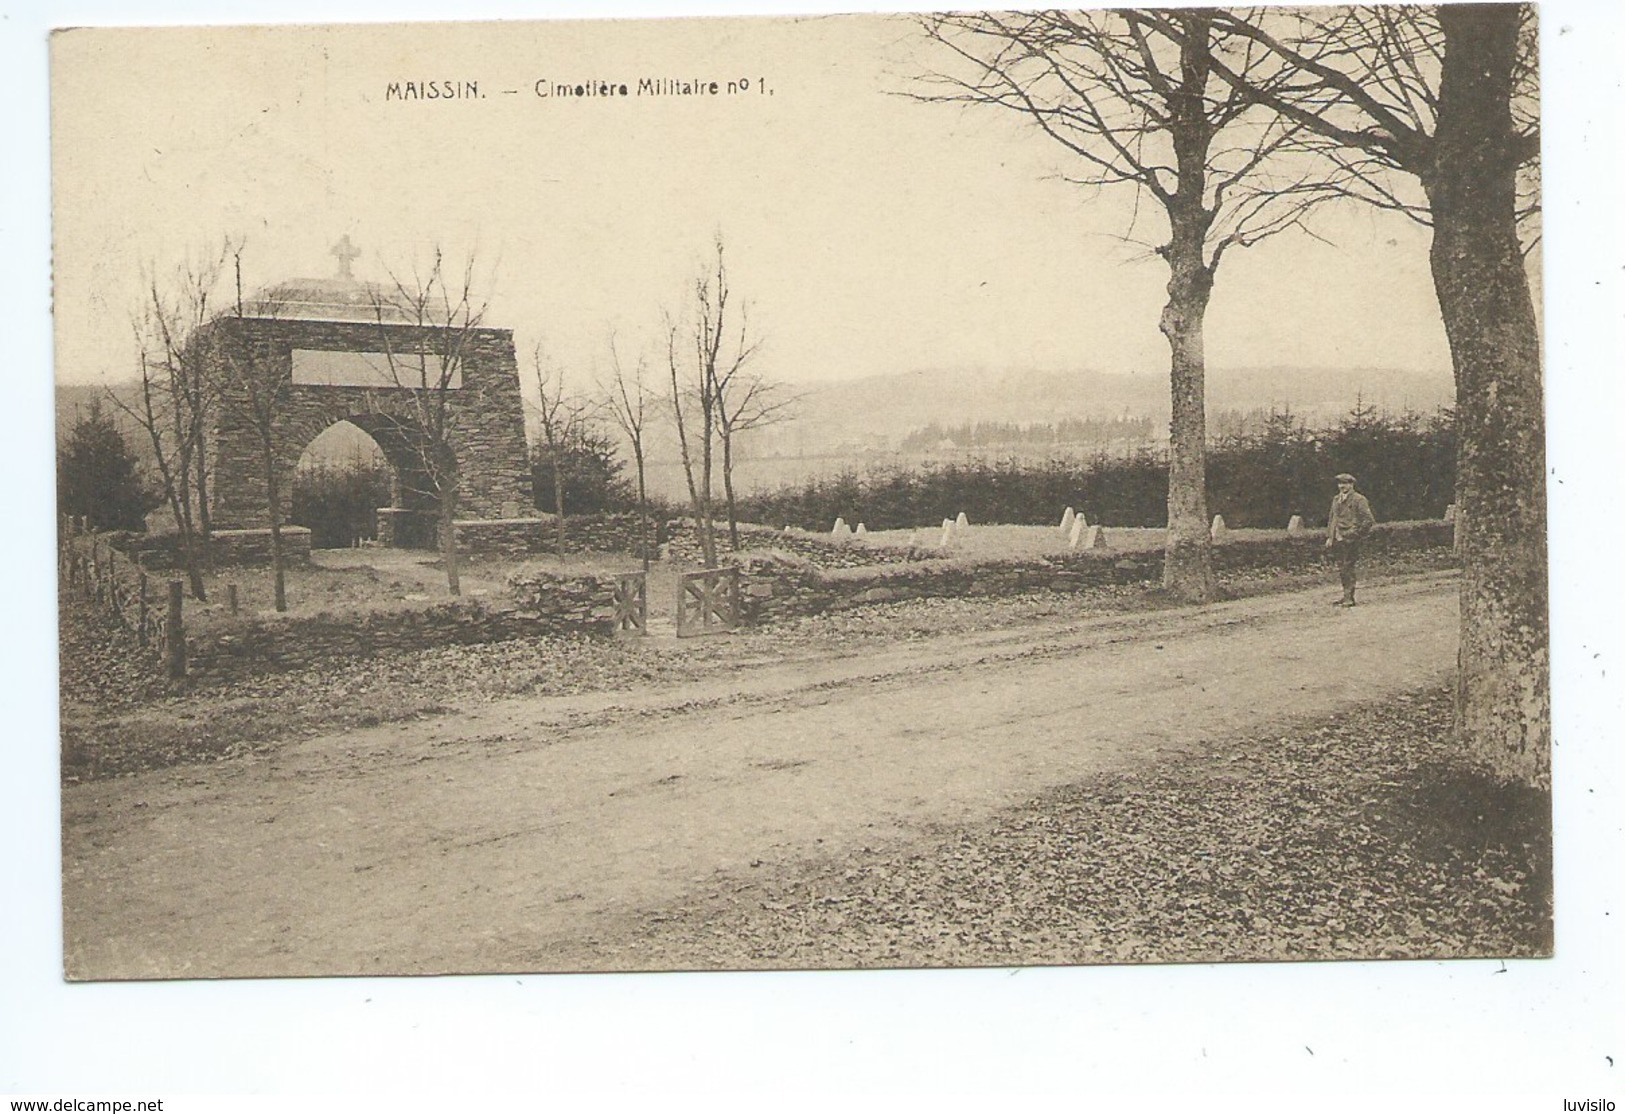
left=165, top=580, right=186, bottom=679
left=137, top=572, right=149, bottom=648
left=227, top=583, right=239, bottom=615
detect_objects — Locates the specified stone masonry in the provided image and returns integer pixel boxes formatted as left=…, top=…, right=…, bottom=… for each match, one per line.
left=200, top=313, right=532, bottom=542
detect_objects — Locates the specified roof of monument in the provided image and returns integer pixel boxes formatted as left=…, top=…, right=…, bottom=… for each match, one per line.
left=241, top=276, right=414, bottom=323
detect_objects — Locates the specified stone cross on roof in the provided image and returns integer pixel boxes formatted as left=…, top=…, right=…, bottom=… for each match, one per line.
left=330, top=235, right=361, bottom=280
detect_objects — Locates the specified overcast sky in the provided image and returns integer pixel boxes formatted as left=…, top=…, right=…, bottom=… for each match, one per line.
left=50, top=12, right=1458, bottom=394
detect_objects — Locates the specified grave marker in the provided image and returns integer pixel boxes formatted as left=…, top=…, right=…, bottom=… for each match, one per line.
left=1210, top=514, right=1228, bottom=542
left=1287, top=514, right=1305, bottom=537
left=1060, top=507, right=1075, bottom=531
left=956, top=511, right=969, bottom=529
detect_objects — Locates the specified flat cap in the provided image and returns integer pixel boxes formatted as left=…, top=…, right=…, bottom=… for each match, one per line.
left=1335, top=473, right=1357, bottom=483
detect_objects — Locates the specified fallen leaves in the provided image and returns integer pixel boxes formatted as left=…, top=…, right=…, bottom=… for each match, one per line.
left=599, top=688, right=1552, bottom=970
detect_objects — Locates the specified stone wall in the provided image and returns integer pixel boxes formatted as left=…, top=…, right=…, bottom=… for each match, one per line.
left=507, top=571, right=620, bottom=623
left=125, top=518, right=1452, bottom=681
left=531, top=513, right=666, bottom=559
left=187, top=575, right=618, bottom=680
left=450, top=518, right=548, bottom=560
left=663, top=519, right=925, bottom=569
left=115, top=527, right=314, bottom=570
left=734, top=520, right=1454, bottom=624
left=410, top=513, right=666, bottom=559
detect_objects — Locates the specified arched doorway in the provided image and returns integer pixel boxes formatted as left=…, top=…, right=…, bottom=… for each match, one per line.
left=291, top=420, right=391, bottom=548
left=287, top=414, right=445, bottom=550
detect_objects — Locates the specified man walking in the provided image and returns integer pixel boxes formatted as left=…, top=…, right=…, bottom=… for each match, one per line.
left=1325, top=472, right=1375, bottom=606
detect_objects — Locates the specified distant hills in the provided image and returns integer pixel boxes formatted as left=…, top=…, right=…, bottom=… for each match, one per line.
left=56, top=363, right=1454, bottom=465
left=767, top=364, right=1455, bottom=453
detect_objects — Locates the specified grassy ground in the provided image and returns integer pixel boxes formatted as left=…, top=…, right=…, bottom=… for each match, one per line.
left=588, top=686, right=1553, bottom=969
left=174, top=548, right=647, bottom=632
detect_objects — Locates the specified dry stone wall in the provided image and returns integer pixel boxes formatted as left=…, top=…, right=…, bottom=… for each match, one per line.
left=118, top=518, right=1451, bottom=683
left=506, top=570, right=620, bottom=624
left=187, top=572, right=619, bottom=680
left=518, top=513, right=665, bottom=559
left=425, top=513, right=665, bottom=559
left=734, top=520, right=1454, bottom=624
left=663, top=519, right=925, bottom=569
left=115, top=527, right=314, bottom=570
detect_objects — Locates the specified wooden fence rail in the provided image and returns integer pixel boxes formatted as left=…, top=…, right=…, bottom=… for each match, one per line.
left=676, top=566, right=740, bottom=638
left=60, top=520, right=186, bottom=678
left=613, top=572, right=648, bottom=635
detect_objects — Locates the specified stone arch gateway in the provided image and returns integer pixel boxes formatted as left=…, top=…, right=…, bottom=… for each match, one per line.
left=199, top=274, right=534, bottom=550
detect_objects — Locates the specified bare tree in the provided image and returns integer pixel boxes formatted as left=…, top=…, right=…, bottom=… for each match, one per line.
left=1189, top=5, right=1547, bottom=787
left=917, top=11, right=1331, bottom=601
left=531, top=346, right=589, bottom=556
left=665, top=236, right=751, bottom=569
left=216, top=247, right=292, bottom=611
left=715, top=364, right=796, bottom=553
left=115, top=242, right=234, bottom=600
left=601, top=333, right=655, bottom=569
left=367, top=248, right=489, bottom=596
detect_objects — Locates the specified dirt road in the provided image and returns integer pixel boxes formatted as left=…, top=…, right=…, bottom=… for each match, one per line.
left=63, top=574, right=1458, bottom=979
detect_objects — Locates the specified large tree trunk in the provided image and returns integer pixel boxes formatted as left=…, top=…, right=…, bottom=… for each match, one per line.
left=1159, top=248, right=1216, bottom=604
left=1428, top=5, right=1548, bottom=789
left=1158, top=13, right=1218, bottom=604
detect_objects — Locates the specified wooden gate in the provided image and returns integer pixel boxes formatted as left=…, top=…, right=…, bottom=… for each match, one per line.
left=613, top=571, right=647, bottom=635
left=676, top=567, right=740, bottom=637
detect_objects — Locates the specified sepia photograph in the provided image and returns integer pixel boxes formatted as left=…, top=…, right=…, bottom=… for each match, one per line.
left=8, top=0, right=1622, bottom=1102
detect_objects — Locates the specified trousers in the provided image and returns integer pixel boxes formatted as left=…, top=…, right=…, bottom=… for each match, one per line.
left=1331, top=539, right=1362, bottom=599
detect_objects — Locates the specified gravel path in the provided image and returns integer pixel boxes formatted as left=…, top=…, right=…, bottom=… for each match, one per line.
left=58, top=571, right=1540, bottom=980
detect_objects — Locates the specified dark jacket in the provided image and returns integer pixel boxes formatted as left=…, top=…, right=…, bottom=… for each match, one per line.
left=1327, top=490, right=1375, bottom=543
